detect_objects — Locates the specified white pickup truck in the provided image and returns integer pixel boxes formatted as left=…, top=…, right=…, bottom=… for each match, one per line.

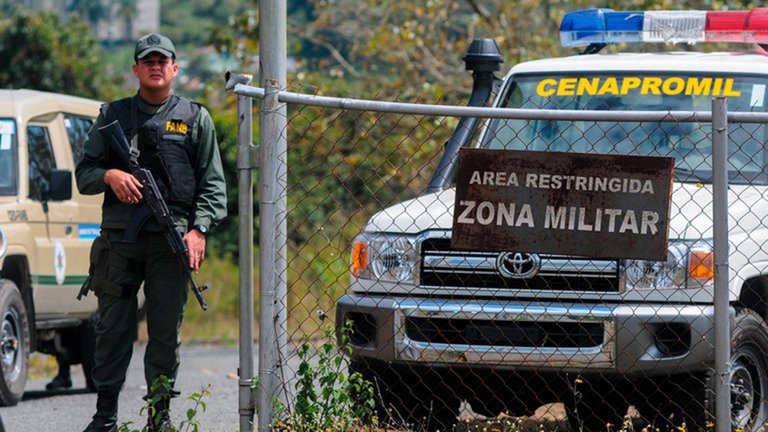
left=337, top=9, right=768, bottom=431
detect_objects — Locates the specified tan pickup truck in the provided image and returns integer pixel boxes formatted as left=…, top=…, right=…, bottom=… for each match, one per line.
left=0, top=89, right=102, bottom=405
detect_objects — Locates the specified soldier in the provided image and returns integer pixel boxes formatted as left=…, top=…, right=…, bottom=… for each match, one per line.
left=75, top=33, right=227, bottom=432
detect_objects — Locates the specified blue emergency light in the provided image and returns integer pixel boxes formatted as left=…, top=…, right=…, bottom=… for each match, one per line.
left=560, top=8, right=768, bottom=47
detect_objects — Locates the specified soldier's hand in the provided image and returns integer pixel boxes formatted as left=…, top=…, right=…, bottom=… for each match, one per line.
left=184, top=230, right=206, bottom=273
left=104, top=169, right=143, bottom=204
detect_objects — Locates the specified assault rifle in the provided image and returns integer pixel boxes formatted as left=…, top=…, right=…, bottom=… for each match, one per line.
left=99, top=120, right=209, bottom=310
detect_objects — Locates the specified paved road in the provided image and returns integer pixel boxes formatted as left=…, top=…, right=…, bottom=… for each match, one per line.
left=0, top=343, right=254, bottom=432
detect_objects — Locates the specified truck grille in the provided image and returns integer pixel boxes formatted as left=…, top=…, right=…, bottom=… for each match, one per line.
left=405, top=317, right=604, bottom=348
left=420, top=238, right=621, bottom=292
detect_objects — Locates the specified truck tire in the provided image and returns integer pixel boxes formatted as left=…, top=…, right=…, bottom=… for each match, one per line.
left=78, top=313, right=98, bottom=392
left=670, top=310, right=768, bottom=431
left=0, top=279, right=29, bottom=406
left=706, top=309, right=768, bottom=432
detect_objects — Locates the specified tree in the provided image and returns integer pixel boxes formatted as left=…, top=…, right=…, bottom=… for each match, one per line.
left=0, top=9, right=118, bottom=100
left=209, top=7, right=259, bottom=68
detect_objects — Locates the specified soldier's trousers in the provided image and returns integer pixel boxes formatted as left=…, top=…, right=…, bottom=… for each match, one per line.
left=91, top=229, right=188, bottom=395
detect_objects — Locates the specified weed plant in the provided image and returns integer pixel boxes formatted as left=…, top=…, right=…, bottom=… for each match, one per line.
left=271, top=322, right=379, bottom=432
left=118, top=375, right=212, bottom=432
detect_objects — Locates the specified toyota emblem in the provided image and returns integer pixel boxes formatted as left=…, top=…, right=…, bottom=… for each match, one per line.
left=497, top=252, right=541, bottom=279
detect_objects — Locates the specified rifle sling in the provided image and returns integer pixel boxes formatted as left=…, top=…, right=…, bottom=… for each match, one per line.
left=130, top=96, right=140, bottom=164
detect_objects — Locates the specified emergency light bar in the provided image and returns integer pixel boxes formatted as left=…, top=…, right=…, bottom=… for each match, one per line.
left=560, top=8, right=768, bottom=47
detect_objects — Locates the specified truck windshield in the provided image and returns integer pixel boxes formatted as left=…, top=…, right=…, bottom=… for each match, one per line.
left=0, top=119, right=16, bottom=196
left=482, top=73, right=768, bottom=185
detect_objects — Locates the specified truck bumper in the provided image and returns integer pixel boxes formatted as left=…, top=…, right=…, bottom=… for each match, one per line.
left=336, top=294, right=717, bottom=376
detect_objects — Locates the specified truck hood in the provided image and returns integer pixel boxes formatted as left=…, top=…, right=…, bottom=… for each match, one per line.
left=365, top=182, right=766, bottom=240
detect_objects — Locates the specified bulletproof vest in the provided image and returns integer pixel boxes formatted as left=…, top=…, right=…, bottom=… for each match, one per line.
left=101, top=95, right=201, bottom=210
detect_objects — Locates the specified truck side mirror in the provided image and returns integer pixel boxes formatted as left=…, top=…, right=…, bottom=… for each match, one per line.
left=48, top=169, right=72, bottom=201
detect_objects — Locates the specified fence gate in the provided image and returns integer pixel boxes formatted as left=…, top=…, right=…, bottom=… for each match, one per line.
left=227, top=77, right=768, bottom=432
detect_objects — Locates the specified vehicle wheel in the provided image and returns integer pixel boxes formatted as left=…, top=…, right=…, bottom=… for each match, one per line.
left=706, top=309, right=768, bottom=432
left=78, top=313, right=98, bottom=392
left=0, top=279, right=29, bottom=406
left=675, top=310, right=768, bottom=431
left=349, top=359, right=458, bottom=430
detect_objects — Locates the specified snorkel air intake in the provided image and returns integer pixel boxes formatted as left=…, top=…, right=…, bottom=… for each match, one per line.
left=425, top=38, right=504, bottom=195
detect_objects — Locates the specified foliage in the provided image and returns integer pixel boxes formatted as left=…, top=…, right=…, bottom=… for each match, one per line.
left=272, top=323, right=378, bottom=432
left=0, top=8, right=119, bottom=100
left=286, top=92, right=451, bottom=230
left=162, top=0, right=249, bottom=46
left=209, top=4, right=259, bottom=67
left=117, top=375, right=212, bottom=432
left=279, top=84, right=457, bottom=336
left=207, top=0, right=316, bottom=68
left=177, top=385, right=212, bottom=432
left=215, top=0, right=767, bottom=103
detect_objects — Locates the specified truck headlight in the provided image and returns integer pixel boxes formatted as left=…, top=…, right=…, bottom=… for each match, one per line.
left=624, top=240, right=713, bottom=290
left=350, top=233, right=419, bottom=284
left=0, top=227, right=6, bottom=259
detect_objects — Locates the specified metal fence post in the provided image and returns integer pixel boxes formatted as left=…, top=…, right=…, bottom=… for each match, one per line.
left=712, top=97, right=731, bottom=432
left=235, top=73, right=256, bottom=432
left=257, top=80, right=284, bottom=431
left=258, top=0, right=287, bottom=430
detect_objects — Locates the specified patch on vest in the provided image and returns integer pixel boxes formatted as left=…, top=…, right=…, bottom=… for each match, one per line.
left=165, top=120, right=188, bottom=134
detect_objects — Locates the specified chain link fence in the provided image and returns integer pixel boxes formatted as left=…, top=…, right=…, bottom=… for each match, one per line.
left=230, top=78, right=768, bottom=432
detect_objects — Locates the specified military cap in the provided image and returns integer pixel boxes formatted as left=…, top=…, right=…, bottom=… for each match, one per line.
left=134, top=33, right=176, bottom=61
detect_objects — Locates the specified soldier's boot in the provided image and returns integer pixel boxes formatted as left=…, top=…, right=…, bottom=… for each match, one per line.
left=82, top=390, right=119, bottom=432
left=45, top=373, right=72, bottom=391
left=147, top=399, right=174, bottom=432
left=46, top=360, right=72, bottom=390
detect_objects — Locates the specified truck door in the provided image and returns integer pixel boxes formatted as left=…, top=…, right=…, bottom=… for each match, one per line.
left=62, top=113, right=100, bottom=313
left=26, top=116, right=91, bottom=318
